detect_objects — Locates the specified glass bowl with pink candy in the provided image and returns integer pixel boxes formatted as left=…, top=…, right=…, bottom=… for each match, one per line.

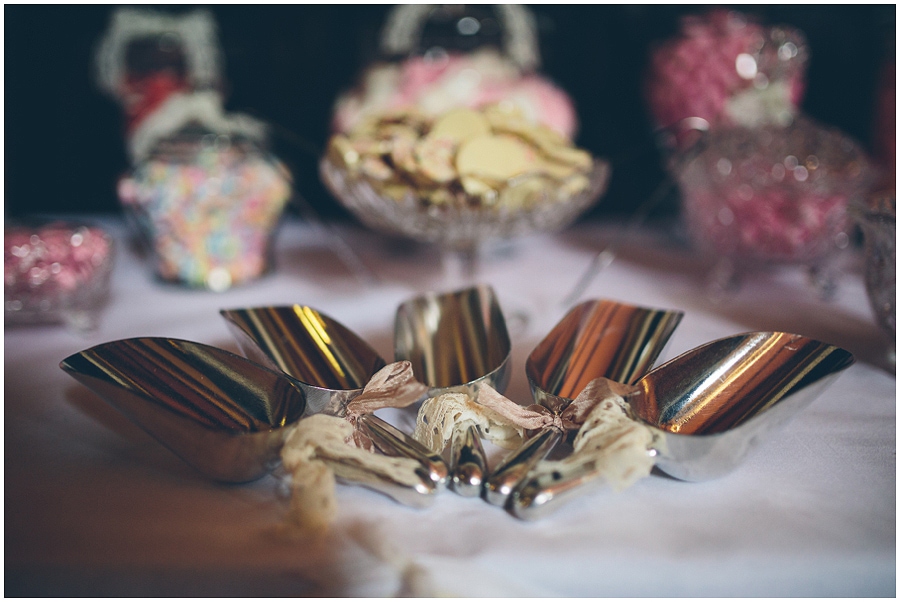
left=4, top=221, right=114, bottom=331
left=674, top=117, right=873, bottom=293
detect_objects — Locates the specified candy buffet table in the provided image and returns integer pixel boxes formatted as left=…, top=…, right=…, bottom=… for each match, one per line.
left=5, top=216, right=895, bottom=597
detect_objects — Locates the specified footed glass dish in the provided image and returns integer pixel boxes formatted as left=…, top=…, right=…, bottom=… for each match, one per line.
left=674, top=117, right=872, bottom=295
left=5, top=221, right=114, bottom=331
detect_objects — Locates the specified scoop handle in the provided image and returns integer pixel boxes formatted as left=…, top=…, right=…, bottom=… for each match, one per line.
left=509, top=454, right=615, bottom=520
left=326, top=458, right=439, bottom=509
left=358, top=414, right=449, bottom=489
left=483, top=426, right=563, bottom=507
left=449, top=421, right=488, bottom=497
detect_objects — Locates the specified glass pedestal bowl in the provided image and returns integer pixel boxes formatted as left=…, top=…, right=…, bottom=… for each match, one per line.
left=674, top=117, right=872, bottom=297
left=320, top=153, right=610, bottom=283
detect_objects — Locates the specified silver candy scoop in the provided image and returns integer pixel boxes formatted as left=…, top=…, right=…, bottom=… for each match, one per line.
left=60, top=336, right=441, bottom=506
left=510, top=331, right=855, bottom=519
left=394, top=284, right=512, bottom=496
left=60, top=337, right=308, bottom=483
left=220, top=304, right=449, bottom=497
left=484, top=299, right=683, bottom=506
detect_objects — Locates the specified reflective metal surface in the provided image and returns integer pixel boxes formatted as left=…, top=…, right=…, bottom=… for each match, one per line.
left=483, top=426, right=562, bottom=506
left=395, top=285, right=511, bottom=396
left=449, top=422, right=489, bottom=497
left=633, top=331, right=854, bottom=480
left=526, top=299, right=684, bottom=409
left=220, top=305, right=386, bottom=416
left=511, top=332, right=854, bottom=519
left=222, top=304, right=448, bottom=492
left=485, top=299, right=683, bottom=507
left=394, top=285, right=511, bottom=494
left=358, top=413, right=449, bottom=495
left=60, top=337, right=307, bottom=483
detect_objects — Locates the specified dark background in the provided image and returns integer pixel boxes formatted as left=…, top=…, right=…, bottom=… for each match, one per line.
left=5, top=5, right=895, bottom=221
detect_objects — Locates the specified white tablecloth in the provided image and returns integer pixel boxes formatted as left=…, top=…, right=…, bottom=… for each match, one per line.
left=5, top=216, right=895, bottom=596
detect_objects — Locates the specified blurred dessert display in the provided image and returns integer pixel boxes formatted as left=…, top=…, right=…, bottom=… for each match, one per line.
left=96, top=8, right=293, bottom=291
left=323, top=5, right=608, bottom=254
left=334, top=5, right=577, bottom=138
left=332, top=47, right=578, bottom=140
left=676, top=117, right=872, bottom=269
left=645, top=8, right=874, bottom=295
left=4, top=222, right=114, bottom=330
left=645, top=8, right=808, bottom=149
left=118, top=129, right=292, bottom=291
left=323, top=104, right=607, bottom=249
left=851, top=191, right=896, bottom=341
left=95, top=8, right=224, bottom=159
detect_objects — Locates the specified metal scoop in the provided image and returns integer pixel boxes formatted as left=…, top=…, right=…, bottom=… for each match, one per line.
left=394, top=284, right=512, bottom=496
left=60, top=337, right=308, bottom=483
left=59, top=337, right=442, bottom=505
left=510, top=331, right=855, bottom=519
left=220, top=304, right=449, bottom=495
left=484, top=299, right=683, bottom=506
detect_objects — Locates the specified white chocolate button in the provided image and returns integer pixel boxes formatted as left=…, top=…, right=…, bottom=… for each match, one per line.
left=456, top=135, right=536, bottom=181
left=428, top=107, right=491, bottom=142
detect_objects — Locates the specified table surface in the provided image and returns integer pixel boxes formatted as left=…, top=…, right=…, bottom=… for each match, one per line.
left=5, top=216, right=896, bottom=597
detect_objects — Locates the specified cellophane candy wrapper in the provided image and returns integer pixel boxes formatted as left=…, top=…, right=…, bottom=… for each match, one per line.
left=645, top=9, right=808, bottom=146
left=5, top=221, right=114, bottom=330
left=675, top=117, right=872, bottom=267
left=118, top=132, right=292, bottom=291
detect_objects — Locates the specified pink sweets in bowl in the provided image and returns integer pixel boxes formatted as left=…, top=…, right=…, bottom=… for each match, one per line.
left=645, top=9, right=808, bottom=146
left=675, top=118, right=872, bottom=272
left=4, top=221, right=114, bottom=330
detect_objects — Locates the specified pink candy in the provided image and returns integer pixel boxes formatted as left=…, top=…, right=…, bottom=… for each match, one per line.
left=5, top=223, right=113, bottom=323
left=645, top=9, right=807, bottom=139
left=676, top=119, right=871, bottom=265
left=683, top=187, right=850, bottom=263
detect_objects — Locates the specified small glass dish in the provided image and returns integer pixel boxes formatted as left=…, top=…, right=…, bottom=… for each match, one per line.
left=4, top=221, right=114, bottom=331
left=674, top=117, right=873, bottom=294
